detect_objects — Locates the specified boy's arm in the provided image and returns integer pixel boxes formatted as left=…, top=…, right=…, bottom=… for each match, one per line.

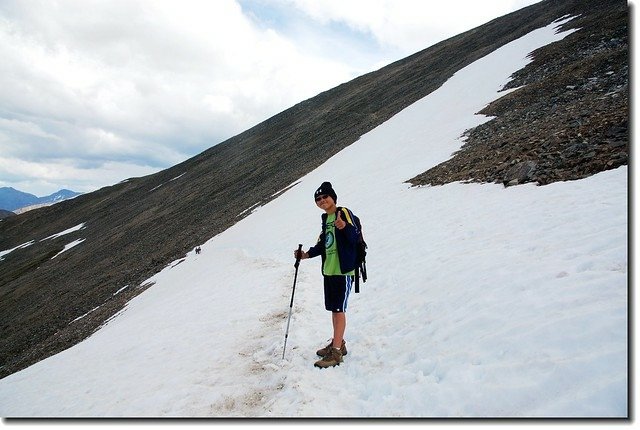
left=307, top=233, right=323, bottom=258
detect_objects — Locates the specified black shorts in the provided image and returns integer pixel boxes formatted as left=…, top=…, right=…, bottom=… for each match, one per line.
left=323, top=275, right=354, bottom=312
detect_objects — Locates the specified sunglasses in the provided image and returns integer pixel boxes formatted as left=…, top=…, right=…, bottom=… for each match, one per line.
left=315, top=194, right=329, bottom=202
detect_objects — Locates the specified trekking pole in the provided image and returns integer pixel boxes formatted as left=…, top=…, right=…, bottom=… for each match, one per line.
left=283, top=244, right=303, bottom=360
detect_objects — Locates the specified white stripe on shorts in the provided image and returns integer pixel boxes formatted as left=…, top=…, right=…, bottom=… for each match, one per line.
left=343, top=275, right=353, bottom=311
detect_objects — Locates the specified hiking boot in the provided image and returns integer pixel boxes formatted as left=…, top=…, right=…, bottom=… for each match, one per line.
left=314, top=347, right=343, bottom=368
left=316, top=339, right=347, bottom=357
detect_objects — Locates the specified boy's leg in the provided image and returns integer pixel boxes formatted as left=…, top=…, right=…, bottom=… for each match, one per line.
left=332, top=312, right=346, bottom=349
left=323, top=275, right=352, bottom=350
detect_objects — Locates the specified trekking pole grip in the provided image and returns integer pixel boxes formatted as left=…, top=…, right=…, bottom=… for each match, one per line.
left=294, top=244, right=303, bottom=268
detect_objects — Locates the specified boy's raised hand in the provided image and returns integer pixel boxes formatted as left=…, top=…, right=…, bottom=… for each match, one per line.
left=334, top=210, right=346, bottom=230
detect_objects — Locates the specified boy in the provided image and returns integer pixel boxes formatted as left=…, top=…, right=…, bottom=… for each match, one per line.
left=295, top=182, right=359, bottom=368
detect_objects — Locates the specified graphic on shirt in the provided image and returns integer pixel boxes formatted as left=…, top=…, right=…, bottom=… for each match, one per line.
left=325, top=231, right=335, bottom=248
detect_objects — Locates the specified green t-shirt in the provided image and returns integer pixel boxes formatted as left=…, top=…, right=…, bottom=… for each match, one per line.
left=323, top=212, right=355, bottom=276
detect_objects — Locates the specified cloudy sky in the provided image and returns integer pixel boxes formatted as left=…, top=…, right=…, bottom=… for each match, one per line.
left=0, top=0, right=541, bottom=197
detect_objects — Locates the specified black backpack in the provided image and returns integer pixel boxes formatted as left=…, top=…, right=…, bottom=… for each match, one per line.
left=331, top=207, right=367, bottom=293
left=353, top=213, right=368, bottom=293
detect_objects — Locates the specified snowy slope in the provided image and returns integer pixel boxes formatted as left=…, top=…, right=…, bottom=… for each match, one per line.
left=0, top=16, right=627, bottom=418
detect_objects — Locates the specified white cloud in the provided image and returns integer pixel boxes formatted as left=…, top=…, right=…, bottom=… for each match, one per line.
left=0, top=155, right=159, bottom=194
left=0, top=118, right=61, bottom=141
left=277, top=0, right=542, bottom=53
left=0, top=0, right=542, bottom=196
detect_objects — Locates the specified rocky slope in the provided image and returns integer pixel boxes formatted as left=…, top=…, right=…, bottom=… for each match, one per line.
left=0, top=0, right=628, bottom=379
left=0, top=209, right=15, bottom=220
left=409, top=1, right=628, bottom=187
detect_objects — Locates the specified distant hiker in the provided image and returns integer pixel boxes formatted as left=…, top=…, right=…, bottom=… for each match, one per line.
left=195, top=246, right=201, bottom=254
left=294, top=181, right=360, bottom=368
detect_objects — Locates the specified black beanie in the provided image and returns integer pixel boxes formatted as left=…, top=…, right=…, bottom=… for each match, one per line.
left=314, top=181, right=337, bottom=203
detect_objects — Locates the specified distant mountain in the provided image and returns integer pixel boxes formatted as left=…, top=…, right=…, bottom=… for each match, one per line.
left=0, top=187, right=82, bottom=212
